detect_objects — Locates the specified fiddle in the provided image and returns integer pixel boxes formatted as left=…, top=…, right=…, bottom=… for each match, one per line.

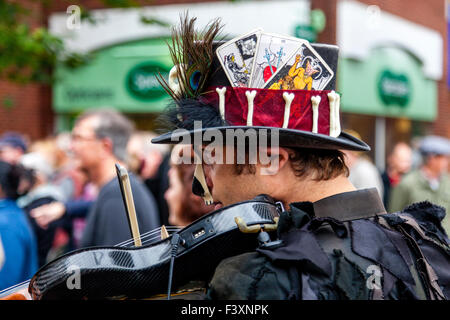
left=0, top=198, right=280, bottom=300
left=28, top=198, right=280, bottom=300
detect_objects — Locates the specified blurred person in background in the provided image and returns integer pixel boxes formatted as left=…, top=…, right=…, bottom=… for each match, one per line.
left=29, top=134, right=86, bottom=201
left=30, top=189, right=96, bottom=251
left=381, top=142, right=413, bottom=208
left=28, top=138, right=58, bottom=170
left=0, top=132, right=28, bottom=165
left=0, top=132, right=32, bottom=197
left=0, top=235, right=4, bottom=271
left=63, top=109, right=159, bottom=247
left=17, top=152, right=67, bottom=267
left=389, top=136, right=450, bottom=234
left=164, top=145, right=214, bottom=227
left=127, top=131, right=171, bottom=226
left=409, top=136, right=424, bottom=170
left=0, top=161, right=38, bottom=290
left=341, top=130, right=384, bottom=199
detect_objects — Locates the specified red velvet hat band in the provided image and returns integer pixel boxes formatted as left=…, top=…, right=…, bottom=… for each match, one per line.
left=199, top=86, right=342, bottom=138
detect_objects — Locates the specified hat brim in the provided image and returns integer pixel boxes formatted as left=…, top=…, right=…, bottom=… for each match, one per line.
left=151, top=126, right=370, bottom=152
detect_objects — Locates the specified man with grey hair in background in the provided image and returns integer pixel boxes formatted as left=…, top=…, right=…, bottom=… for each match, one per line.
left=389, top=135, right=450, bottom=234
left=69, top=109, right=160, bottom=247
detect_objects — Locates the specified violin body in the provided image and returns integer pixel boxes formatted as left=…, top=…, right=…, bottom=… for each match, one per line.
left=29, top=199, right=279, bottom=300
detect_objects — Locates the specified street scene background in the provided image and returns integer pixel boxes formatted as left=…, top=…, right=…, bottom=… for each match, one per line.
left=0, top=0, right=449, bottom=294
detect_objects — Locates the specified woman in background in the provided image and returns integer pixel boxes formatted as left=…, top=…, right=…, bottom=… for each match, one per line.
left=165, top=145, right=214, bottom=227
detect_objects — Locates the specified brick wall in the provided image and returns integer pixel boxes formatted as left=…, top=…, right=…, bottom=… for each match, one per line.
left=0, top=82, right=52, bottom=141
left=0, top=0, right=53, bottom=141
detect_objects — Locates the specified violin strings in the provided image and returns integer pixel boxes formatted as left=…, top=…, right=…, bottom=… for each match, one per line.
left=115, top=226, right=181, bottom=247
left=119, top=233, right=172, bottom=248
left=0, top=279, right=30, bottom=295
left=135, top=229, right=180, bottom=247
left=120, top=234, right=162, bottom=247
left=116, top=226, right=180, bottom=247
left=115, top=226, right=175, bottom=246
left=118, top=226, right=180, bottom=246
left=134, top=228, right=179, bottom=244
left=140, top=235, right=167, bottom=246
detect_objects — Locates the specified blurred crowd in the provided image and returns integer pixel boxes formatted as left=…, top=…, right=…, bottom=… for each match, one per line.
left=0, top=108, right=449, bottom=291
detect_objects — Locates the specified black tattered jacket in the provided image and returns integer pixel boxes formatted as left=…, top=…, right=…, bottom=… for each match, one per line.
left=207, top=188, right=450, bottom=300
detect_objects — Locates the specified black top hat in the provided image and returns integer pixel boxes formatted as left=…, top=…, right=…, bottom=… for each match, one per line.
left=152, top=17, right=369, bottom=152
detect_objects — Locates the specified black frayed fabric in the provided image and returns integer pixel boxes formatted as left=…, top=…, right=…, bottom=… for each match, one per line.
left=404, top=201, right=446, bottom=223
left=377, top=221, right=415, bottom=268
left=382, top=267, right=400, bottom=299
left=207, top=252, right=298, bottom=300
left=330, top=249, right=368, bottom=300
left=308, top=217, right=348, bottom=238
left=401, top=201, right=449, bottom=243
left=350, top=219, right=415, bottom=286
left=419, top=241, right=450, bottom=298
left=257, top=227, right=332, bottom=277
left=276, top=203, right=313, bottom=237
left=208, top=197, right=450, bottom=300
left=381, top=213, right=407, bottom=226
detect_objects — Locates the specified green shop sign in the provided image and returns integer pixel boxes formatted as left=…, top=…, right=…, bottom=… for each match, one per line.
left=126, top=62, right=170, bottom=101
left=293, top=9, right=326, bottom=43
left=294, top=25, right=316, bottom=42
left=377, top=70, right=411, bottom=107
left=53, top=38, right=172, bottom=113
left=338, top=46, right=437, bottom=121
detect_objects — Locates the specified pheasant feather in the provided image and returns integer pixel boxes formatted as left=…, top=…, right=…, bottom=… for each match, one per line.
left=158, top=14, right=223, bottom=101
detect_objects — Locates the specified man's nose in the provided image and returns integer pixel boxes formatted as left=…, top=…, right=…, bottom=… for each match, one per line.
left=69, top=140, right=76, bottom=153
left=69, top=136, right=79, bottom=156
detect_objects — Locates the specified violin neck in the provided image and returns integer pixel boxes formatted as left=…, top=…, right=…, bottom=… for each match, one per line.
left=0, top=280, right=30, bottom=300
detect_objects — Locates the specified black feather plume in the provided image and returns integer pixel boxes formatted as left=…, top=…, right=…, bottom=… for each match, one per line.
left=156, top=98, right=227, bottom=134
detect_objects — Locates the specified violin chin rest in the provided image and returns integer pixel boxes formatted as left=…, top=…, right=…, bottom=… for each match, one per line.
left=234, top=216, right=279, bottom=233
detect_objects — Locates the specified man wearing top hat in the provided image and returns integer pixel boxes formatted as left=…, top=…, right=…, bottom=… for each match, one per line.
left=152, top=16, right=450, bottom=300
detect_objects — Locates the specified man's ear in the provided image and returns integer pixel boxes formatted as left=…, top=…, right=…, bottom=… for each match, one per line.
left=101, top=137, right=114, bottom=157
left=259, top=146, right=290, bottom=176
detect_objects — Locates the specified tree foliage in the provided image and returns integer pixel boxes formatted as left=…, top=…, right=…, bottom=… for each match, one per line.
left=0, top=0, right=164, bottom=84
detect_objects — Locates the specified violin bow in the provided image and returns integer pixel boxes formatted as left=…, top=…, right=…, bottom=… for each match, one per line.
left=115, top=163, right=142, bottom=247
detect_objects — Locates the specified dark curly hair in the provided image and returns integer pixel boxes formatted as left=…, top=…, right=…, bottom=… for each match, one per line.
left=234, top=147, right=349, bottom=181
left=0, top=161, right=28, bottom=200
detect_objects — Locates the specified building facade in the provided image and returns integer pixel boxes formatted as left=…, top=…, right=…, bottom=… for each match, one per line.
left=0, top=0, right=448, bottom=170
